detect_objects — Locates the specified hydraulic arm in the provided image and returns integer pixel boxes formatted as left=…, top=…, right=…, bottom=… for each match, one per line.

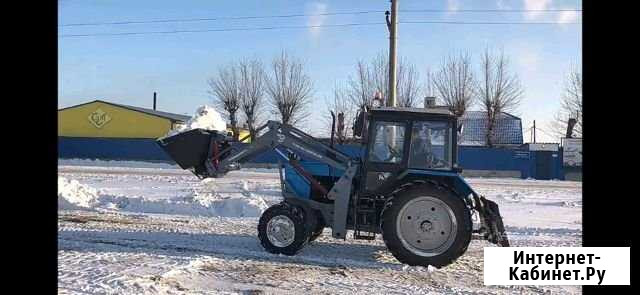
left=204, top=120, right=353, bottom=177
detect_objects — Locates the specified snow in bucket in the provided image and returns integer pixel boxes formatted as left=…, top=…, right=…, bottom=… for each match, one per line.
left=165, top=105, right=227, bottom=137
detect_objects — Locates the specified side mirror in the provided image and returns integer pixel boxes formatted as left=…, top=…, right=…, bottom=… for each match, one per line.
left=452, top=164, right=463, bottom=173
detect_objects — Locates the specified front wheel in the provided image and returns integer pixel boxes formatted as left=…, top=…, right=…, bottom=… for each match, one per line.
left=258, top=203, right=310, bottom=255
left=381, top=184, right=472, bottom=268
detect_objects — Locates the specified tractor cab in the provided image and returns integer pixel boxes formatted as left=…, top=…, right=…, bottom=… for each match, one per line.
left=357, top=107, right=460, bottom=194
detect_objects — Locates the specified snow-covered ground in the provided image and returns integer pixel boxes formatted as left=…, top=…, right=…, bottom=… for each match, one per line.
left=58, top=162, right=582, bottom=294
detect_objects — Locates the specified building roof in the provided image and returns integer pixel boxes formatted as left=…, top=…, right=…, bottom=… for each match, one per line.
left=458, top=111, right=523, bottom=146
left=59, top=100, right=191, bottom=123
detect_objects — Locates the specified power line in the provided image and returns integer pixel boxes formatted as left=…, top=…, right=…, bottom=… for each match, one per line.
left=59, top=20, right=580, bottom=38
left=402, top=20, right=578, bottom=25
left=59, top=10, right=384, bottom=27
left=59, top=9, right=582, bottom=27
left=59, top=22, right=385, bottom=37
left=402, top=9, right=581, bottom=12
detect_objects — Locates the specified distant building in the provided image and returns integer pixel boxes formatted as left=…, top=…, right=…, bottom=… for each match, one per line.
left=458, top=111, right=523, bottom=146
left=59, top=99, right=250, bottom=140
left=58, top=99, right=250, bottom=161
left=58, top=100, right=191, bottom=139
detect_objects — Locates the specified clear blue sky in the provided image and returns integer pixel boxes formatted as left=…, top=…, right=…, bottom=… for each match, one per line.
left=58, top=0, right=581, bottom=142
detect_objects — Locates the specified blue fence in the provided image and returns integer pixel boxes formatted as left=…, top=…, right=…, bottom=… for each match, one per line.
left=58, top=137, right=173, bottom=161
left=58, top=137, right=564, bottom=179
left=458, top=146, right=563, bottom=179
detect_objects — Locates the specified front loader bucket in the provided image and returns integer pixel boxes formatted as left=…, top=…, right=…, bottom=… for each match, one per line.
left=479, top=196, right=510, bottom=247
left=156, top=129, right=229, bottom=178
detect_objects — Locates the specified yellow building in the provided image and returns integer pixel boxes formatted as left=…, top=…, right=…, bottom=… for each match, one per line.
left=58, top=99, right=251, bottom=141
left=58, top=100, right=191, bottom=139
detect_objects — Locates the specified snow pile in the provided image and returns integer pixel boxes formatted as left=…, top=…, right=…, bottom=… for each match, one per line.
left=58, top=176, right=101, bottom=210
left=107, top=192, right=268, bottom=218
left=58, top=176, right=268, bottom=217
left=165, top=105, right=227, bottom=137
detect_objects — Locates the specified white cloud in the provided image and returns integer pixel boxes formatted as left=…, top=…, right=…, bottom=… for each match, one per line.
left=556, top=10, right=578, bottom=24
left=307, top=2, right=328, bottom=37
left=496, top=0, right=510, bottom=10
left=507, top=42, right=542, bottom=86
left=522, top=0, right=579, bottom=26
left=524, top=0, right=552, bottom=20
left=447, top=0, right=460, bottom=11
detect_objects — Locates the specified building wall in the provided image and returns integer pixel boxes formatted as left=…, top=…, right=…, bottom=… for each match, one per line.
left=59, top=137, right=173, bottom=161
left=58, top=101, right=173, bottom=139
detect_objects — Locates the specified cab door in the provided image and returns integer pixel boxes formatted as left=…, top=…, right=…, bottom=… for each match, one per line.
left=360, top=120, right=410, bottom=194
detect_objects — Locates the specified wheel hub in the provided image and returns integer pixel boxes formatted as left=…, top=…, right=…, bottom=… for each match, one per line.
left=419, top=220, right=433, bottom=232
left=266, top=215, right=295, bottom=247
left=396, top=196, right=458, bottom=257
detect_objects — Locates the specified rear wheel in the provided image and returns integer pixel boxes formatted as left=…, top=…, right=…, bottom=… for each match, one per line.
left=381, top=184, right=472, bottom=268
left=258, top=203, right=310, bottom=255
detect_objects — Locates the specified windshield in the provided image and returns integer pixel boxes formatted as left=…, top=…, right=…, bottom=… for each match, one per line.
left=409, top=121, right=452, bottom=170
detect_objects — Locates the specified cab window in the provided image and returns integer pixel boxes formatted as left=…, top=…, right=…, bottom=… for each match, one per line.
left=409, top=121, right=452, bottom=170
left=368, top=121, right=406, bottom=164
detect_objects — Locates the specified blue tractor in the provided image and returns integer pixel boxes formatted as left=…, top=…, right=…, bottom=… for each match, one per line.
left=158, top=106, right=509, bottom=268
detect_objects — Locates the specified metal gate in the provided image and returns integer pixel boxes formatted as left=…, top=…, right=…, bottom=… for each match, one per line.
left=535, top=151, right=554, bottom=180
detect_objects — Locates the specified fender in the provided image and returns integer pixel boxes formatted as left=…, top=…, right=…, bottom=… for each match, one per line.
left=382, top=169, right=476, bottom=206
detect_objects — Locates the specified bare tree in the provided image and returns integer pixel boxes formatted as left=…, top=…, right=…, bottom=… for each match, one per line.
left=208, top=63, right=241, bottom=139
left=370, top=53, right=388, bottom=104
left=347, top=60, right=376, bottom=110
left=238, top=58, right=265, bottom=141
left=432, top=52, right=475, bottom=117
left=550, top=69, right=582, bottom=138
left=397, top=61, right=421, bottom=107
left=346, top=52, right=421, bottom=109
left=323, top=84, right=355, bottom=141
left=477, top=48, right=524, bottom=147
left=265, top=51, right=313, bottom=126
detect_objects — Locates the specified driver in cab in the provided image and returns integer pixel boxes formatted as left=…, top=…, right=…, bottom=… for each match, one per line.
left=372, top=125, right=401, bottom=163
left=411, top=123, right=446, bottom=169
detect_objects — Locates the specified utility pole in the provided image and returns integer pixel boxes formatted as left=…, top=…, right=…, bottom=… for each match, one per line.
left=533, top=120, right=536, bottom=143
left=385, top=0, right=398, bottom=107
